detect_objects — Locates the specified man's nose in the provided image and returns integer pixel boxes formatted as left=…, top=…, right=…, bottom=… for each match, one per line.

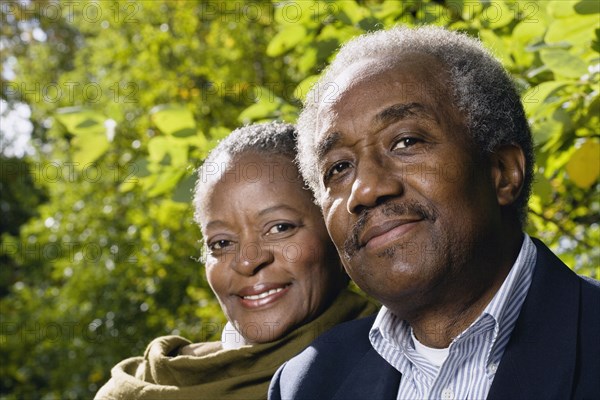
left=230, top=241, right=275, bottom=276
left=346, top=158, right=404, bottom=214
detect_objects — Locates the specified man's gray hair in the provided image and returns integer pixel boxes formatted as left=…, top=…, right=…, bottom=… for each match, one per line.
left=297, top=26, right=533, bottom=226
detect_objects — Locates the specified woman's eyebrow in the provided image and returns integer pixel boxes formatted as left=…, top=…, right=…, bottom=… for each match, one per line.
left=257, top=205, right=298, bottom=217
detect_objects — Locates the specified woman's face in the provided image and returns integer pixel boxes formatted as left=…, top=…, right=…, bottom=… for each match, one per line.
left=199, top=153, right=343, bottom=344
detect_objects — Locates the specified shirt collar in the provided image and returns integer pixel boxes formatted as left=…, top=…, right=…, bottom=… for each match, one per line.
left=370, top=234, right=537, bottom=358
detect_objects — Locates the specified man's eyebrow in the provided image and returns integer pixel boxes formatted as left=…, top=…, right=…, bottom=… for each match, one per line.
left=316, top=131, right=341, bottom=161
left=204, top=220, right=227, bottom=231
left=315, top=103, right=435, bottom=160
left=375, top=102, right=435, bottom=126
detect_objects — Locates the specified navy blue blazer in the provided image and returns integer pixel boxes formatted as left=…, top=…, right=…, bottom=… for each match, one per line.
left=269, top=239, right=600, bottom=399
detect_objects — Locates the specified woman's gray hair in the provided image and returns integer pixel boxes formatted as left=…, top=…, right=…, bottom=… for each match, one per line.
left=193, top=121, right=297, bottom=226
left=297, top=26, right=533, bottom=226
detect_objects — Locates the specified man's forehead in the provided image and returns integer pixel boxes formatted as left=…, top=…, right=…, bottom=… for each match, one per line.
left=315, top=54, right=446, bottom=115
left=312, top=57, right=459, bottom=165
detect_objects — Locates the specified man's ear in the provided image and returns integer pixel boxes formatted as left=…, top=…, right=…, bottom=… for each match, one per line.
left=490, top=144, right=526, bottom=206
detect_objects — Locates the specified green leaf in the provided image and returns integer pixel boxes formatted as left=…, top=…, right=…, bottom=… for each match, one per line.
left=546, top=1, right=578, bottom=18
left=238, top=100, right=280, bottom=123
left=150, top=104, right=196, bottom=137
left=297, top=46, right=318, bottom=74
left=545, top=15, right=599, bottom=45
left=55, top=107, right=106, bottom=136
left=293, top=75, right=320, bottom=101
left=416, top=3, right=448, bottom=25
left=522, top=81, right=571, bottom=116
left=574, top=0, right=600, bottom=15
left=480, top=0, right=513, bottom=29
left=480, top=29, right=514, bottom=67
left=148, top=137, right=189, bottom=167
left=339, top=1, right=370, bottom=25
left=274, top=1, right=319, bottom=26
left=70, top=131, right=110, bottom=169
left=540, top=48, right=588, bottom=78
left=119, top=159, right=150, bottom=193
left=266, top=25, right=306, bottom=57
left=532, top=172, right=553, bottom=204
left=373, top=0, right=407, bottom=21
left=55, top=108, right=111, bottom=168
left=171, top=172, right=196, bottom=203
left=532, top=107, right=573, bottom=147
left=566, top=140, right=600, bottom=188
left=146, top=168, right=186, bottom=197
left=511, top=20, right=547, bottom=66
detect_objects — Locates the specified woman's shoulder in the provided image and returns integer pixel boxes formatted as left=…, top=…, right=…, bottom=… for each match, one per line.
left=179, top=340, right=222, bottom=357
left=143, top=335, right=194, bottom=358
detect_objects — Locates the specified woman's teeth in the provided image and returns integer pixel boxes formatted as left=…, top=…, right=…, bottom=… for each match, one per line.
left=243, top=287, right=285, bottom=300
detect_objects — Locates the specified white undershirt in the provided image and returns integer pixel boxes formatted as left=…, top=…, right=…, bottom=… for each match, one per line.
left=221, top=322, right=247, bottom=349
left=410, top=329, right=449, bottom=368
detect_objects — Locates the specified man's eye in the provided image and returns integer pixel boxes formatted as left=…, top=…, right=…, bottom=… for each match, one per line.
left=392, top=137, right=421, bottom=150
left=266, top=223, right=295, bottom=235
left=325, top=161, right=351, bottom=180
left=208, top=239, right=232, bottom=251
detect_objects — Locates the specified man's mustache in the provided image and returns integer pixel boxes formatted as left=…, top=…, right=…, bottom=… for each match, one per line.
left=342, top=200, right=438, bottom=260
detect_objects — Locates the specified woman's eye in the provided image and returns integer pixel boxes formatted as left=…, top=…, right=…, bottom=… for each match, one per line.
left=208, top=239, right=232, bottom=251
left=325, top=161, right=351, bottom=181
left=267, top=223, right=295, bottom=235
left=392, top=137, right=421, bottom=150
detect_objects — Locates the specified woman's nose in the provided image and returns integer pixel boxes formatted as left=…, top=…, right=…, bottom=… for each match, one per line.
left=230, top=241, right=275, bottom=276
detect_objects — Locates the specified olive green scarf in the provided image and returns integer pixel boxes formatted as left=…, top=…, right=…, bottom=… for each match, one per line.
left=95, top=289, right=377, bottom=400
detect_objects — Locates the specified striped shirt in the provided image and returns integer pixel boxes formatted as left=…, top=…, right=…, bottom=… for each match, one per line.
left=369, top=235, right=537, bottom=400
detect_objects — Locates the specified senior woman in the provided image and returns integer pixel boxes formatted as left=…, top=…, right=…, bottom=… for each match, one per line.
left=95, top=122, right=377, bottom=399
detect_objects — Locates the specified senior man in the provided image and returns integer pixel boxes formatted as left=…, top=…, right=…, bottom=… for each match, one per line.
left=269, top=26, right=600, bottom=400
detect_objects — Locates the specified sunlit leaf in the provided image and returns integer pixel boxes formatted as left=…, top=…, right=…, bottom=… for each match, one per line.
left=480, top=29, right=513, bottom=67
left=511, top=20, right=546, bottom=66
left=540, top=48, right=588, bottom=78
left=148, top=137, right=188, bottom=167
left=574, top=0, right=600, bottom=15
left=55, top=108, right=111, bottom=169
left=566, top=140, right=600, bottom=188
left=150, top=104, right=196, bottom=137
left=480, top=0, right=513, bottom=29
left=171, top=173, right=196, bottom=203
left=545, top=14, right=599, bottom=45
left=546, top=1, right=579, bottom=18
left=238, top=100, right=280, bottom=123
left=266, top=25, right=306, bottom=57
left=533, top=172, right=553, bottom=204
left=147, top=168, right=186, bottom=197
left=55, top=107, right=106, bottom=136
left=293, top=75, right=320, bottom=101
left=70, top=132, right=110, bottom=169
left=338, top=1, right=370, bottom=25
left=522, top=81, right=571, bottom=116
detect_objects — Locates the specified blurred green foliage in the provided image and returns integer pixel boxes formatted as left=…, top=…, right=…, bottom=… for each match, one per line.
left=0, top=0, right=598, bottom=398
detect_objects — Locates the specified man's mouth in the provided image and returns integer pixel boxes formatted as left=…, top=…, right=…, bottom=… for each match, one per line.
left=343, top=200, right=437, bottom=259
left=359, top=218, right=422, bottom=249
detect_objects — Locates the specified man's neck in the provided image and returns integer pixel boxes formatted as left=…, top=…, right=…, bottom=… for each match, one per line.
left=404, top=231, right=524, bottom=348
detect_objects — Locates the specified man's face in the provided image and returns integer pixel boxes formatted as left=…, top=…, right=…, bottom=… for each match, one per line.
left=314, top=55, right=503, bottom=317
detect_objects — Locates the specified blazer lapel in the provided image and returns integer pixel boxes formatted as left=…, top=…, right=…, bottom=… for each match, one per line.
left=333, top=346, right=401, bottom=400
left=488, top=239, right=580, bottom=400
